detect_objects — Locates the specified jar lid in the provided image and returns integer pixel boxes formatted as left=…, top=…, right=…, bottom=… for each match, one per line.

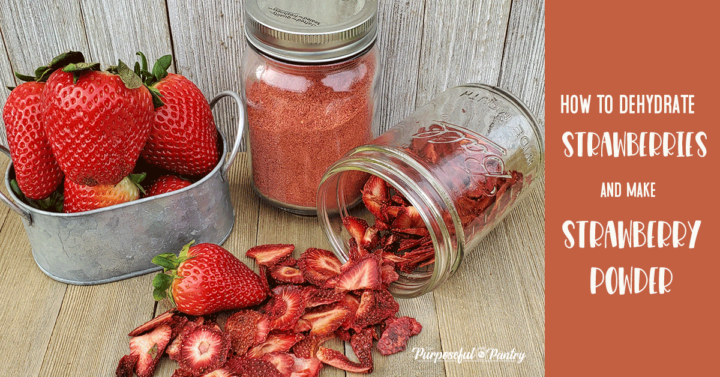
left=244, top=0, right=378, bottom=63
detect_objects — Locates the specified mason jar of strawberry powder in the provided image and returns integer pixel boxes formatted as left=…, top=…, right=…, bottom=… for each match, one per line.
left=317, top=84, right=544, bottom=298
left=242, top=0, right=379, bottom=215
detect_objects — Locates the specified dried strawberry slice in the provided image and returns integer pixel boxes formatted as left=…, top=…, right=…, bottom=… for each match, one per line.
left=264, top=285, right=306, bottom=331
left=397, top=237, right=423, bottom=252
left=362, top=176, right=390, bottom=221
left=167, top=319, right=201, bottom=361
left=277, top=256, right=298, bottom=267
left=373, top=219, right=391, bottom=231
left=326, top=254, right=381, bottom=292
left=350, top=327, right=375, bottom=369
left=381, top=263, right=399, bottom=286
left=289, top=355, right=323, bottom=377
left=247, top=332, right=303, bottom=358
left=382, top=253, right=407, bottom=265
left=391, top=194, right=409, bottom=206
left=316, top=347, right=372, bottom=374
left=292, top=334, right=334, bottom=359
left=115, top=354, right=138, bottom=377
left=347, top=238, right=364, bottom=261
left=270, top=265, right=306, bottom=284
left=294, top=318, right=312, bottom=333
left=254, top=316, right=272, bottom=345
left=377, top=316, right=422, bottom=355
left=335, top=328, right=352, bottom=342
left=391, top=206, right=424, bottom=229
left=130, top=324, right=173, bottom=377
left=228, top=357, right=283, bottom=377
left=246, top=244, right=295, bottom=267
left=258, top=265, right=271, bottom=294
left=342, top=216, right=368, bottom=250
left=178, top=325, right=231, bottom=376
left=298, top=248, right=342, bottom=286
left=226, top=310, right=263, bottom=356
left=393, top=228, right=430, bottom=237
left=300, top=303, right=352, bottom=336
left=351, top=290, right=399, bottom=332
left=384, top=206, right=404, bottom=218
left=303, top=287, right=346, bottom=308
left=261, top=352, right=295, bottom=377
left=340, top=293, right=360, bottom=330
left=128, top=308, right=177, bottom=336
left=360, top=227, right=380, bottom=250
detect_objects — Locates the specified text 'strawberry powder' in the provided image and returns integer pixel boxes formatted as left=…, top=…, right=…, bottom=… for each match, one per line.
left=245, top=50, right=376, bottom=211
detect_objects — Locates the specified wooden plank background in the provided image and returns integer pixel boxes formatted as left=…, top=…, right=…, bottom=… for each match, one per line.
left=0, top=1, right=545, bottom=376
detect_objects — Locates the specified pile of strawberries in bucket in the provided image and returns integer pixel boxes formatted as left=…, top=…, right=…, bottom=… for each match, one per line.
left=2, top=51, right=218, bottom=213
left=115, top=241, right=422, bottom=377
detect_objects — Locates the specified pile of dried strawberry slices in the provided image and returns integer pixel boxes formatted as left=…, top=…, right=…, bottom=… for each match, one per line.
left=116, top=243, right=422, bottom=377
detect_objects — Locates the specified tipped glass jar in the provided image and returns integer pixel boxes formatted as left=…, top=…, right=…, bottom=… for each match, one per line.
left=242, top=0, right=379, bottom=215
left=317, top=84, right=544, bottom=298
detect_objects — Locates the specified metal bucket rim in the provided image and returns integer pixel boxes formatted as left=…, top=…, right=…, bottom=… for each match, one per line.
left=3, top=123, right=230, bottom=219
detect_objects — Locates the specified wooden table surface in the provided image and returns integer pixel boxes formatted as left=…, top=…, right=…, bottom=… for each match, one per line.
left=0, top=1, right=544, bottom=376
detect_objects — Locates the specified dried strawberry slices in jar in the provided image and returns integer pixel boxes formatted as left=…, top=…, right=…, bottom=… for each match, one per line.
left=317, top=84, right=544, bottom=298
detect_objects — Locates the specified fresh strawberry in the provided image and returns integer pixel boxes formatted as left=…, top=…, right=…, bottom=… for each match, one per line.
left=146, top=174, right=192, bottom=196
left=63, top=173, right=145, bottom=213
left=342, top=216, right=368, bottom=251
left=316, top=347, right=372, bottom=374
left=265, top=285, right=306, bottom=331
left=291, top=334, right=334, bottom=359
left=43, top=61, right=154, bottom=186
left=246, top=244, right=295, bottom=267
left=3, top=81, right=63, bottom=200
left=225, top=310, right=263, bottom=356
left=377, top=316, right=422, bottom=355
left=261, top=352, right=295, bottom=377
left=152, top=242, right=267, bottom=316
left=247, top=332, right=303, bottom=358
left=129, top=324, right=173, bottom=377
left=350, top=327, right=375, bottom=369
left=270, top=265, right=305, bottom=284
left=128, top=308, right=177, bottom=336
left=289, top=355, right=322, bottom=377
left=351, top=290, right=399, bottom=332
left=136, top=54, right=219, bottom=177
left=115, top=354, right=139, bottom=377
left=326, top=255, right=381, bottom=292
left=178, top=325, right=231, bottom=376
left=297, top=248, right=342, bottom=286
left=300, top=303, right=351, bottom=336
left=361, top=176, right=390, bottom=221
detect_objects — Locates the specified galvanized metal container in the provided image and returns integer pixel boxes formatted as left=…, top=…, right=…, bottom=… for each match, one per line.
left=0, top=91, right=245, bottom=285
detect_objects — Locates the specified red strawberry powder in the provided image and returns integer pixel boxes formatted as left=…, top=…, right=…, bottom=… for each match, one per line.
left=245, top=49, right=376, bottom=210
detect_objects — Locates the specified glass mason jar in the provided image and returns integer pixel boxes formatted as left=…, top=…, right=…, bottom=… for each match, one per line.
left=317, top=84, right=544, bottom=298
left=242, top=0, right=379, bottom=215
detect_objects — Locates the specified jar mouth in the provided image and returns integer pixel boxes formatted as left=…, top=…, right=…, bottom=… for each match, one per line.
left=317, top=145, right=465, bottom=298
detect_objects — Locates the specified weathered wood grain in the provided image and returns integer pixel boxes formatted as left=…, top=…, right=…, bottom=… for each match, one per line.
left=0, top=37, right=15, bottom=146
left=79, top=0, right=174, bottom=67
left=415, top=0, right=512, bottom=106
left=0, top=158, right=67, bottom=377
left=166, top=0, right=245, bottom=145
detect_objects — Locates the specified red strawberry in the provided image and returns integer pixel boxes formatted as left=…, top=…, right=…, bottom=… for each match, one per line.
left=247, top=332, right=303, bottom=358
left=146, top=174, right=192, bottom=196
left=152, top=242, right=267, bottom=316
left=225, top=310, right=264, bottom=356
left=316, top=347, right=371, bottom=374
left=178, top=325, right=231, bottom=376
left=3, top=81, right=63, bottom=200
left=297, top=248, right=342, bottom=286
left=115, top=354, right=139, bottom=377
left=300, top=304, right=351, bottom=337
left=261, top=352, right=295, bottom=377
left=377, top=316, right=422, bottom=355
left=129, top=324, right=173, bottom=377
left=63, top=173, right=144, bottom=213
left=326, top=255, right=381, bottom=292
left=270, top=265, right=306, bottom=284
left=43, top=62, right=154, bottom=186
left=138, top=54, right=219, bottom=177
left=264, top=285, right=306, bottom=331
left=246, top=244, right=295, bottom=267
left=128, top=308, right=177, bottom=336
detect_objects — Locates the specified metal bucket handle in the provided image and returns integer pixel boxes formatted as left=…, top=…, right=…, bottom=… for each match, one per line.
left=0, top=145, right=32, bottom=223
left=0, top=90, right=245, bottom=223
left=210, top=91, right=245, bottom=180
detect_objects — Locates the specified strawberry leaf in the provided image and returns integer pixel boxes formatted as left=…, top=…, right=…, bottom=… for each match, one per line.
left=116, top=60, right=143, bottom=89
left=136, top=51, right=149, bottom=73
left=14, top=72, right=36, bottom=82
left=147, top=86, right=165, bottom=108
left=152, top=54, right=172, bottom=82
left=152, top=254, right=180, bottom=270
left=63, top=62, right=101, bottom=84
left=48, top=51, right=85, bottom=70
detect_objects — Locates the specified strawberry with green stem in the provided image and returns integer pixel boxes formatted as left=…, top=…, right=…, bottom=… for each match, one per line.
left=62, top=173, right=146, bottom=213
